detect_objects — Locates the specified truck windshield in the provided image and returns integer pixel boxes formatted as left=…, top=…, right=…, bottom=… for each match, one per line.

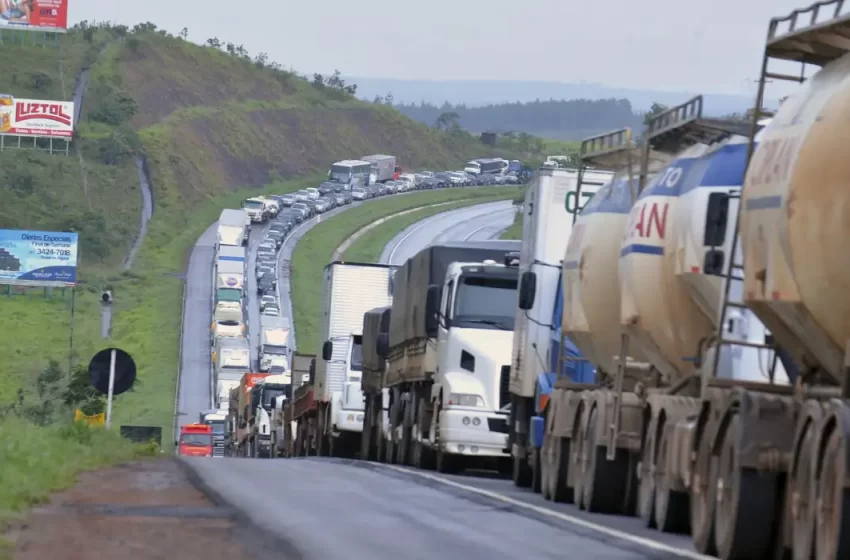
left=330, top=166, right=352, bottom=182
left=453, top=275, right=517, bottom=330
left=265, top=346, right=288, bottom=355
left=209, top=422, right=225, bottom=435
left=349, top=335, right=363, bottom=372
left=263, top=385, right=290, bottom=407
left=181, top=434, right=212, bottom=446
left=243, top=200, right=263, bottom=209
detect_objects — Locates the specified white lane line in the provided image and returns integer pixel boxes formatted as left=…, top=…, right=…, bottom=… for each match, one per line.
left=380, top=464, right=713, bottom=560
left=462, top=208, right=516, bottom=241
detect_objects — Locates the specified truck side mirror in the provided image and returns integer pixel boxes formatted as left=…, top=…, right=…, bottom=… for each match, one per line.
left=322, top=340, right=333, bottom=361
left=518, top=271, right=537, bottom=310
left=174, top=440, right=179, bottom=447
left=376, top=333, right=389, bottom=358
left=425, top=285, right=441, bottom=337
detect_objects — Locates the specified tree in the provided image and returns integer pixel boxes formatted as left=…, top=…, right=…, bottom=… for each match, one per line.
left=434, top=111, right=460, bottom=131
left=63, top=363, right=106, bottom=415
left=373, top=95, right=384, bottom=104
left=383, top=92, right=394, bottom=105
left=179, top=27, right=188, bottom=40
left=205, top=37, right=222, bottom=49
left=254, top=52, right=269, bottom=68
left=643, top=102, right=668, bottom=125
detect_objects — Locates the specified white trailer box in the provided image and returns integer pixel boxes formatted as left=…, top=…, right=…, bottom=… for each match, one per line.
left=216, top=260, right=245, bottom=291
left=217, top=245, right=246, bottom=268
left=218, top=209, right=248, bottom=247
left=509, top=167, right=609, bottom=398
left=314, top=262, right=397, bottom=406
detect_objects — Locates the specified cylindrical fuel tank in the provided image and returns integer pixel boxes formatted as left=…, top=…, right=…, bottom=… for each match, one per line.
left=563, top=174, right=649, bottom=374
left=741, top=52, right=850, bottom=382
left=619, top=143, right=716, bottom=381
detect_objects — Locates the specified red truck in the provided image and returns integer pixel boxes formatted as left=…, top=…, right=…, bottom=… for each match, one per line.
left=177, top=423, right=213, bottom=457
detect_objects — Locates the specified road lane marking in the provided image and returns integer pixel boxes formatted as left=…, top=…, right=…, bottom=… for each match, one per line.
left=380, top=464, right=713, bottom=560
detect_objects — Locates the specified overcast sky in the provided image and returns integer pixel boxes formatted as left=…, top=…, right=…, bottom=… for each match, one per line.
left=70, top=0, right=811, bottom=95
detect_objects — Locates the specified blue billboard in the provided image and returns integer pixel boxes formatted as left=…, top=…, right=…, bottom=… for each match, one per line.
left=0, top=229, right=78, bottom=287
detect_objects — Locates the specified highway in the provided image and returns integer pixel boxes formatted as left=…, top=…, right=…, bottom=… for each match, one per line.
left=380, top=200, right=516, bottom=265
left=178, top=197, right=704, bottom=560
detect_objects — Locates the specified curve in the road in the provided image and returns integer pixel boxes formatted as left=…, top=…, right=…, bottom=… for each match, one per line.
left=381, top=200, right=516, bottom=265
left=177, top=189, right=515, bottom=436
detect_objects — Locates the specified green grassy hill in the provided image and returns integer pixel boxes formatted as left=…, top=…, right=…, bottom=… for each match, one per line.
left=0, top=24, right=532, bottom=428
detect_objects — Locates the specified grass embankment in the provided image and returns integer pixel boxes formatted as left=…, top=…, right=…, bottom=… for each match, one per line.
left=291, top=186, right=522, bottom=353
left=342, top=199, right=511, bottom=262
left=500, top=211, right=523, bottom=240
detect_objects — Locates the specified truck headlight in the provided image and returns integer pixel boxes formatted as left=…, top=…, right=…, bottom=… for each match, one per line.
left=448, top=393, right=485, bottom=407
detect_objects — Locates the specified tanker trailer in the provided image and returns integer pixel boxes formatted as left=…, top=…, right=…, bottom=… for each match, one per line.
left=697, top=6, right=850, bottom=558
left=536, top=126, right=667, bottom=515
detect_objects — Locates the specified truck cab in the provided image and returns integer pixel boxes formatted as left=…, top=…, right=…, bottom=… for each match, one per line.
left=251, top=374, right=292, bottom=458
left=199, top=411, right=227, bottom=457
left=211, top=301, right=245, bottom=344
left=428, top=257, right=519, bottom=462
left=177, top=423, right=213, bottom=457
left=242, top=196, right=268, bottom=223
left=322, top=331, right=367, bottom=436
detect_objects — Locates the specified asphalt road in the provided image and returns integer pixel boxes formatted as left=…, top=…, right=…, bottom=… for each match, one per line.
left=380, top=200, right=516, bottom=265
left=178, top=200, right=708, bottom=560
left=187, top=457, right=679, bottom=560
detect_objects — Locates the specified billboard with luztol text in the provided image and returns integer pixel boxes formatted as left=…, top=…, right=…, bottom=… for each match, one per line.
left=0, top=95, right=74, bottom=138
left=0, top=228, right=79, bottom=287
left=0, top=0, right=69, bottom=33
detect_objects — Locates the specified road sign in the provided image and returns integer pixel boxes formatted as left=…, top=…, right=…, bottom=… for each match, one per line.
left=88, top=348, right=137, bottom=429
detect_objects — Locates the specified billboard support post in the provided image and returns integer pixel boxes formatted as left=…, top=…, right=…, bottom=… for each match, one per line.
left=67, top=287, right=75, bottom=381
left=105, top=349, right=116, bottom=429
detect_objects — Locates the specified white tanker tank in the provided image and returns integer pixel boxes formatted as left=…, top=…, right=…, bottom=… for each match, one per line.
left=740, top=51, right=850, bottom=383
left=563, top=174, right=651, bottom=373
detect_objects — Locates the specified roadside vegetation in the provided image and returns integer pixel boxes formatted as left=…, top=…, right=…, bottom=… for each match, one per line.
left=501, top=211, right=523, bottom=240
left=291, top=186, right=522, bottom=352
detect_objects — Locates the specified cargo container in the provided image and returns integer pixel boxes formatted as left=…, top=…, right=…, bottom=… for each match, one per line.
left=361, top=154, right=397, bottom=183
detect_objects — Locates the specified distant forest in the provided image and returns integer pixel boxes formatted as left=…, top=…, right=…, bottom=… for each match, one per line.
left=389, top=98, right=646, bottom=141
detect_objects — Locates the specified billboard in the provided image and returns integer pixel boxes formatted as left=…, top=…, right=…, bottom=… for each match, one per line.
left=0, top=0, right=69, bottom=32
left=0, top=95, right=74, bottom=138
left=0, top=229, right=79, bottom=287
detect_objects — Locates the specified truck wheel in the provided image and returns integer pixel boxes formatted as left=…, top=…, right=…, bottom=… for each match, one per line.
left=531, top=447, right=542, bottom=494
left=436, top=448, right=459, bottom=474
left=654, top=424, right=689, bottom=533
left=551, top=435, right=572, bottom=503
left=690, top=429, right=718, bottom=555
left=581, top=406, right=630, bottom=514
left=361, top=400, right=374, bottom=461
left=815, top=424, right=850, bottom=560
left=714, top=414, right=777, bottom=559
left=790, top=417, right=818, bottom=560
left=512, top=447, right=532, bottom=488
left=638, top=420, right=658, bottom=527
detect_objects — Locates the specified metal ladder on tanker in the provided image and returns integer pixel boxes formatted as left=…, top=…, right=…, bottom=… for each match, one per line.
left=706, top=0, right=850, bottom=391
left=600, top=96, right=756, bottom=459
left=573, top=126, right=654, bottom=460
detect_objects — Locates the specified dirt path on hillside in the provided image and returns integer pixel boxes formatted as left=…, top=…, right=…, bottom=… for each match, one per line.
left=7, top=459, right=296, bottom=560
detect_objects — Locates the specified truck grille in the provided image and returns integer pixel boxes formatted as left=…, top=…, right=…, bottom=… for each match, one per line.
left=487, top=417, right=508, bottom=433
left=499, top=365, right=511, bottom=409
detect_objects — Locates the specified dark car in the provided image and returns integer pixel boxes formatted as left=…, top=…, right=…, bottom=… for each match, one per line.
left=278, top=210, right=302, bottom=224
left=318, top=182, right=337, bottom=196
left=291, top=202, right=313, bottom=218
left=257, top=272, right=276, bottom=295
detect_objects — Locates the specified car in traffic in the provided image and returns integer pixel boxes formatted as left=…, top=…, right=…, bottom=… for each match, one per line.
left=305, top=188, right=319, bottom=200
left=260, top=294, right=277, bottom=311
left=277, top=193, right=295, bottom=206
left=261, top=303, right=280, bottom=317
left=318, top=182, right=336, bottom=196
left=351, top=187, right=367, bottom=201
left=257, top=272, right=276, bottom=295
left=291, top=202, right=313, bottom=219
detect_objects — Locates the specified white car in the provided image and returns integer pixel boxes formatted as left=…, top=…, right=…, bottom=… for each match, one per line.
left=260, top=295, right=277, bottom=311
left=305, top=188, right=319, bottom=200
left=262, top=305, right=280, bottom=317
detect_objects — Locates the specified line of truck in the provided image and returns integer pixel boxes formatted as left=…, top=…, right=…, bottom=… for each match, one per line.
left=222, top=3, right=850, bottom=558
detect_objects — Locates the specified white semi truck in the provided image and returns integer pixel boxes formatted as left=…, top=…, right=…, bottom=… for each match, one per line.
left=308, top=262, right=397, bottom=457
left=217, top=208, right=249, bottom=247
left=211, top=301, right=245, bottom=344
left=242, top=196, right=270, bottom=223
left=367, top=241, right=521, bottom=472
left=215, top=259, right=245, bottom=292
left=212, top=336, right=251, bottom=408
left=259, top=315, right=291, bottom=373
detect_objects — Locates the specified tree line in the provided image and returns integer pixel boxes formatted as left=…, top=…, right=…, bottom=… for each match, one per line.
left=390, top=98, right=646, bottom=141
